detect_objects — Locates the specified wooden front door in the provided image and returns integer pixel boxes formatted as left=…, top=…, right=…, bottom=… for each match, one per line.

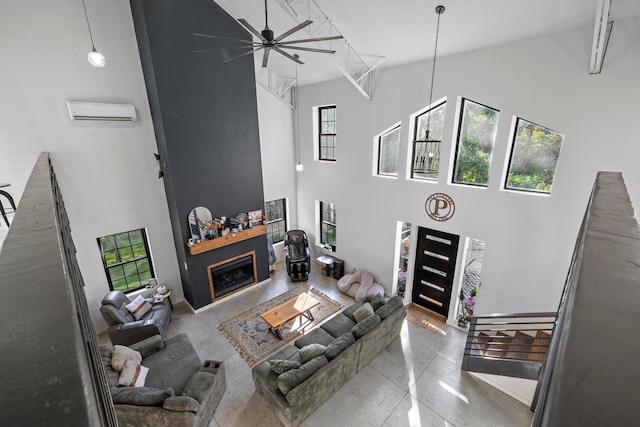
left=411, top=227, right=460, bottom=317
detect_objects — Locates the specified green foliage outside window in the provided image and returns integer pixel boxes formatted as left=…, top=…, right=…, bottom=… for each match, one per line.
left=320, top=202, right=336, bottom=247
left=505, top=119, right=563, bottom=193
left=98, top=229, right=154, bottom=293
left=378, top=125, right=401, bottom=176
left=453, top=100, right=499, bottom=186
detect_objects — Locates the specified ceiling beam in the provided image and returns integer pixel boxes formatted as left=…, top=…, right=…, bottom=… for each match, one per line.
left=590, top=0, right=613, bottom=74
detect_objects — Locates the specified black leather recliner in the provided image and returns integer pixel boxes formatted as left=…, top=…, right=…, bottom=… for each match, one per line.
left=284, top=230, right=310, bottom=281
left=100, top=291, right=171, bottom=346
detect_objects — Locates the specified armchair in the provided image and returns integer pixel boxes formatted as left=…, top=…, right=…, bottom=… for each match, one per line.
left=284, top=230, right=310, bottom=282
left=100, top=290, right=171, bottom=346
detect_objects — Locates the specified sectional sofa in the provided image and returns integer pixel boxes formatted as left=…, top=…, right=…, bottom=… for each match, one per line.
left=252, top=295, right=406, bottom=426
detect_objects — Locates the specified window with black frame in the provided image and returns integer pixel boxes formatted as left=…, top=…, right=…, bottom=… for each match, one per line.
left=451, top=99, right=500, bottom=187
left=265, top=198, right=287, bottom=243
left=320, top=201, right=336, bottom=249
left=319, top=105, right=336, bottom=161
left=504, top=118, right=564, bottom=194
left=377, top=124, right=401, bottom=177
left=97, top=228, right=155, bottom=293
left=411, top=101, right=446, bottom=180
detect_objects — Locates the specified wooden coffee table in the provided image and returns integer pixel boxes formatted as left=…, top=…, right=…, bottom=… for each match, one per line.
left=260, top=292, right=320, bottom=340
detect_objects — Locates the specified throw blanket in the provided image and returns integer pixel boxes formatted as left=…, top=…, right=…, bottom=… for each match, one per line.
left=338, top=270, right=376, bottom=301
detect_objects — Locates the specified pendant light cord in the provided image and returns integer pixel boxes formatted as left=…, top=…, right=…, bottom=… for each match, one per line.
left=295, top=61, right=301, bottom=165
left=81, top=0, right=96, bottom=49
left=426, top=6, right=444, bottom=135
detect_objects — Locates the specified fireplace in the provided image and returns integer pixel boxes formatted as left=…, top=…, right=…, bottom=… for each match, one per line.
left=208, top=251, right=257, bottom=300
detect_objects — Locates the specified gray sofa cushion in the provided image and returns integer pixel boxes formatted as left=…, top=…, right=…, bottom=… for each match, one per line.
left=353, top=302, right=374, bottom=323
left=351, top=314, right=381, bottom=339
left=375, top=296, right=403, bottom=320
left=324, top=332, right=355, bottom=361
left=298, top=344, right=326, bottom=364
left=143, top=334, right=201, bottom=394
left=182, top=372, right=215, bottom=403
left=321, top=313, right=356, bottom=338
left=277, top=355, right=328, bottom=395
left=163, top=395, right=200, bottom=413
left=341, top=301, right=365, bottom=322
left=365, top=294, right=386, bottom=311
left=270, top=359, right=300, bottom=375
left=110, top=386, right=175, bottom=406
left=295, top=327, right=335, bottom=348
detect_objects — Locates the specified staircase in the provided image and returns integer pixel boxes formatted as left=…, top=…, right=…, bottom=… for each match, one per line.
left=462, top=313, right=556, bottom=380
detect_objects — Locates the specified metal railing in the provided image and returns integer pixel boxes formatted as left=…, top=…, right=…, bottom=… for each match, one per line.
left=462, top=312, right=556, bottom=380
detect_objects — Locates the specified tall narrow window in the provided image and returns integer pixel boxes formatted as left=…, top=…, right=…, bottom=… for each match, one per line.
left=411, top=101, right=446, bottom=180
left=265, top=198, right=287, bottom=243
left=452, top=99, right=499, bottom=187
left=319, top=106, right=336, bottom=161
left=320, top=201, right=337, bottom=249
left=97, top=229, right=155, bottom=293
left=505, top=118, right=564, bottom=194
left=376, top=124, right=401, bottom=176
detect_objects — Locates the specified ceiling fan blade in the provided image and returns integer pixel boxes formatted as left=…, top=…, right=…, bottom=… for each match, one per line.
left=238, top=19, right=267, bottom=42
left=193, top=46, right=255, bottom=53
left=193, top=33, right=257, bottom=45
left=273, top=46, right=304, bottom=64
left=222, top=46, right=265, bottom=64
left=279, top=45, right=336, bottom=54
left=278, top=35, right=344, bottom=45
left=261, top=48, right=271, bottom=68
left=274, top=20, right=312, bottom=42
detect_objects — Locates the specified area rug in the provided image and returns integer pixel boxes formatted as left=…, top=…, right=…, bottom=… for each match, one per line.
left=406, top=303, right=448, bottom=335
left=218, top=286, right=343, bottom=367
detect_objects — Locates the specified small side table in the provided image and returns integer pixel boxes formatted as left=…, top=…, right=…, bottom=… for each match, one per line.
left=316, top=255, right=344, bottom=278
left=153, top=288, right=173, bottom=309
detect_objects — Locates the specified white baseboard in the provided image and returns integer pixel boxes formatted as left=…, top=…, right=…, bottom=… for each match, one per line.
left=469, top=372, right=536, bottom=407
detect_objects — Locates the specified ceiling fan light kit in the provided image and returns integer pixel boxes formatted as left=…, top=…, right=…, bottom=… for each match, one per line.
left=195, top=0, right=343, bottom=67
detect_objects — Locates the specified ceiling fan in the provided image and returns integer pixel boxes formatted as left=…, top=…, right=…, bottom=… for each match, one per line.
left=194, top=0, right=343, bottom=67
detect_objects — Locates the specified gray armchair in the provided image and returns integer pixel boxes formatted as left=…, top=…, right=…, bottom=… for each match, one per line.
left=100, top=290, right=171, bottom=346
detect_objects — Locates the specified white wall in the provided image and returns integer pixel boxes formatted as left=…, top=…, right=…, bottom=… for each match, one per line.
left=256, top=85, right=298, bottom=261
left=295, top=16, right=640, bottom=319
left=0, top=0, right=183, bottom=331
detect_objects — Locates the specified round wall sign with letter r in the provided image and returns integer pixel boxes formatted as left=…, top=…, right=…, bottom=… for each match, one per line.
left=425, top=193, right=455, bottom=221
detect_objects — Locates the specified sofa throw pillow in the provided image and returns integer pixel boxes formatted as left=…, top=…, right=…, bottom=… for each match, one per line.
left=270, top=359, right=300, bottom=375
left=117, top=359, right=149, bottom=387
left=353, top=302, right=374, bottom=323
left=351, top=314, right=381, bottom=339
left=375, top=295, right=404, bottom=320
left=111, top=345, right=142, bottom=372
left=125, top=295, right=152, bottom=320
left=365, top=294, right=386, bottom=311
left=110, top=386, right=174, bottom=406
left=277, top=355, right=328, bottom=395
left=324, top=332, right=355, bottom=361
left=298, top=343, right=326, bottom=364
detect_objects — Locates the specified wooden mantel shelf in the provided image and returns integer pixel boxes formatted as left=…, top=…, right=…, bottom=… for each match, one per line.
left=188, top=225, right=266, bottom=255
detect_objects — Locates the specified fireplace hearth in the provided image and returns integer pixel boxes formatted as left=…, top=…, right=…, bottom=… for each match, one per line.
left=208, top=251, right=257, bottom=300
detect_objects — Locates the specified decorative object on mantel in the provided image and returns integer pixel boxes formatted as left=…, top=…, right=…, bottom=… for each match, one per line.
left=80, top=0, right=106, bottom=67
left=188, top=206, right=213, bottom=242
left=248, top=209, right=263, bottom=227
left=218, top=285, right=343, bottom=367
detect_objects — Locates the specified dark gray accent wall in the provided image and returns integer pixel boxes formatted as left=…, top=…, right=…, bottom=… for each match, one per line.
left=130, top=0, right=268, bottom=309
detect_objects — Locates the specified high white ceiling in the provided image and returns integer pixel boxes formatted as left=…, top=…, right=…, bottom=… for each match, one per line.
left=213, top=0, right=640, bottom=86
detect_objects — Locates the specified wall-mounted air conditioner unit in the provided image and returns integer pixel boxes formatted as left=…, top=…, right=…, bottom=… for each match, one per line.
left=65, top=101, right=137, bottom=121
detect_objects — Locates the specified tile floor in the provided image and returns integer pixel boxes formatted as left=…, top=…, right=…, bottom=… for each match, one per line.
left=103, top=263, right=534, bottom=427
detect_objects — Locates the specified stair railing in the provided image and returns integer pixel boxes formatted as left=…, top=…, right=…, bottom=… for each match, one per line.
left=462, top=312, right=557, bottom=380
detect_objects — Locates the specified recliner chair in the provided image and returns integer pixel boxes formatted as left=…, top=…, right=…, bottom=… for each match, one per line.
left=100, top=291, right=171, bottom=346
left=284, top=230, right=310, bottom=281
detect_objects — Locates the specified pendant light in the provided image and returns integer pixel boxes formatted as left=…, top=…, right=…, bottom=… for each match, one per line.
left=294, top=56, right=304, bottom=172
left=81, top=0, right=106, bottom=67
left=413, top=5, right=445, bottom=174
